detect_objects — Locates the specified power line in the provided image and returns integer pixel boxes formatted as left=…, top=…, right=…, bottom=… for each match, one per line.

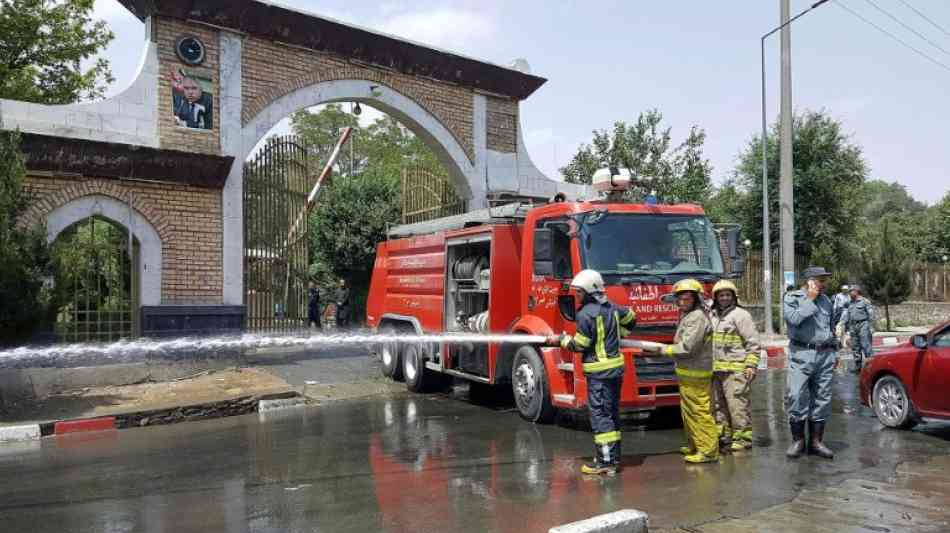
left=895, top=0, right=950, bottom=39
left=836, top=0, right=950, bottom=74
left=863, top=0, right=950, bottom=58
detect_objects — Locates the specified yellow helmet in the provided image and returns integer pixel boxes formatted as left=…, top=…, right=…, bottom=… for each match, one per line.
left=712, top=280, right=738, bottom=298
left=672, top=278, right=704, bottom=295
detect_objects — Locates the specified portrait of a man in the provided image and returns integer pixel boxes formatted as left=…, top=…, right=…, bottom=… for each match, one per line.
left=171, top=69, right=213, bottom=130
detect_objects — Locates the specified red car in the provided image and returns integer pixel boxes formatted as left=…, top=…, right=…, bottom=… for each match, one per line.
left=860, top=320, right=950, bottom=428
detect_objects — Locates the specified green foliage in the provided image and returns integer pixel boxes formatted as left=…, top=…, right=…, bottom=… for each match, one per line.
left=308, top=172, right=401, bottom=322
left=734, top=110, right=866, bottom=261
left=861, top=220, right=912, bottom=330
left=560, top=109, right=712, bottom=203
left=704, top=179, right=744, bottom=224
left=0, top=131, right=51, bottom=344
left=290, top=104, right=361, bottom=177
left=856, top=180, right=932, bottom=262
left=922, top=191, right=950, bottom=262
left=0, top=0, right=114, bottom=104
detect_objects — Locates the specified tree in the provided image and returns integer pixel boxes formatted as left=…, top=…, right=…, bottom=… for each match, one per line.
left=0, top=0, right=114, bottom=104
left=857, top=180, right=930, bottom=261
left=704, top=179, right=746, bottom=224
left=922, top=191, right=950, bottom=262
left=861, top=220, right=912, bottom=331
left=734, top=110, right=867, bottom=261
left=289, top=104, right=363, bottom=177
left=308, top=172, right=401, bottom=323
left=560, top=109, right=713, bottom=203
left=0, top=131, right=50, bottom=345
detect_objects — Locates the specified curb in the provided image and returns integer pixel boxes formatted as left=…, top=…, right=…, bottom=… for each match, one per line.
left=549, top=509, right=649, bottom=533
left=0, top=391, right=307, bottom=444
left=54, top=417, right=116, bottom=435
left=0, top=424, right=41, bottom=443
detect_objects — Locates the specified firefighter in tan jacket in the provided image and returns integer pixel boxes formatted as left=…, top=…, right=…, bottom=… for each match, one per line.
left=643, top=279, right=718, bottom=464
left=709, top=280, right=761, bottom=452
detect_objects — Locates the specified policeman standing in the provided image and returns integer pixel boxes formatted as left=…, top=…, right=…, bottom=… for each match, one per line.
left=709, top=280, right=761, bottom=452
left=335, top=279, right=351, bottom=330
left=547, top=269, right=636, bottom=475
left=784, top=266, right=842, bottom=460
left=843, top=285, right=875, bottom=372
left=833, top=284, right=850, bottom=348
left=644, top=279, right=718, bottom=464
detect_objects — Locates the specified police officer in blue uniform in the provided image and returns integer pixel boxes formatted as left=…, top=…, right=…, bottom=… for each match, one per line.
left=842, top=285, right=875, bottom=372
left=783, top=266, right=842, bottom=460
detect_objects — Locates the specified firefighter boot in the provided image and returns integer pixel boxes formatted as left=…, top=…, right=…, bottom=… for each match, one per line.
left=809, top=421, right=834, bottom=459
left=786, top=420, right=806, bottom=459
left=582, top=441, right=620, bottom=475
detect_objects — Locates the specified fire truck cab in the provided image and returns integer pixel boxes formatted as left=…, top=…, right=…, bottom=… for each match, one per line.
left=366, top=171, right=745, bottom=423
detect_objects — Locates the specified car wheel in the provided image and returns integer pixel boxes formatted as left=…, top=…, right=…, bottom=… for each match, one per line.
left=379, top=326, right=403, bottom=381
left=872, top=375, right=918, bottom=429
left=511, top=346, right=556, bottom=423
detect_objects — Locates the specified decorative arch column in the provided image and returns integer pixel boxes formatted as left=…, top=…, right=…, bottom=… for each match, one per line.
left=45, top=194, right=164, bottom=306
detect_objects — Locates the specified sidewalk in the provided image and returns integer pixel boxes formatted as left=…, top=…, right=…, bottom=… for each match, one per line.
left=0, top=343, right=405, bottom=443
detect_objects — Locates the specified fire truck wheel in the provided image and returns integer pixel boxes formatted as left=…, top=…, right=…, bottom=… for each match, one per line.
left=403, top=343, right=432, bottom=393
left=379, top=326, right=403, bottom=381
left=512, top=346, right=556, bottom=423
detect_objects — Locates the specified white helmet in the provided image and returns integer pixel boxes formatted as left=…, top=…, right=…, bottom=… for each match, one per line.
left=570, top=269, right=607, bottom=303
left=841, top=284, right=850, bottom=291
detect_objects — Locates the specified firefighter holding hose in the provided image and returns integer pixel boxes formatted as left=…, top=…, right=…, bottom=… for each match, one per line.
left=642, top=279, right=719, bottom=464
left=546, top=269, right=637, bottom=475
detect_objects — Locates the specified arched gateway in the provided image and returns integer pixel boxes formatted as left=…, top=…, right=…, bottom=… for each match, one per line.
left=0, top=0, right=587, bottom=334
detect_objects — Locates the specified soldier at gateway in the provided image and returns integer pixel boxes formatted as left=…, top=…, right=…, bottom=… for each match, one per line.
left=842, top=284, right=876, bottom=372
left=783, top=266, right=842, bottom=460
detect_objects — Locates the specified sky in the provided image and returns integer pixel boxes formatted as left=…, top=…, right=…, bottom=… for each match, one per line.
left=92, top=0, right=950, bottom=204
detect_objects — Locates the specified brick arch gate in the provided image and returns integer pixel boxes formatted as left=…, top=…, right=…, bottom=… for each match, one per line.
left=0, top=0, right=588, bottom=335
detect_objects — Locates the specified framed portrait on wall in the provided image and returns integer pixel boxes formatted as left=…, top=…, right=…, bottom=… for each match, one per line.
left=170, top=68, right=214, bottom=130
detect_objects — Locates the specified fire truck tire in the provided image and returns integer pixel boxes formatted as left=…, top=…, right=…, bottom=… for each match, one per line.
left=403, top=343, right=433, bottom=393
left=512, top=346, right=556, bottom=423
left=379, top=326, right=403, bottom=381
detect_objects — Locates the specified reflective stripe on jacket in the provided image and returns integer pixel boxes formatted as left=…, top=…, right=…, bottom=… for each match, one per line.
left=663, top=307, right=713, bottom=379
left=710, top=306, right=761, bottom=372
left=561, top=299, right=636, bottom=375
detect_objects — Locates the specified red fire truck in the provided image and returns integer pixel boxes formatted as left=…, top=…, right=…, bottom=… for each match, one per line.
left=366, top=170, right=745, bottom=423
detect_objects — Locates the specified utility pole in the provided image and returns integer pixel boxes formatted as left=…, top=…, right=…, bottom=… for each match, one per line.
left=760, top=0, right=829, bottom=338
left=779, top=0, right=796, bottom=308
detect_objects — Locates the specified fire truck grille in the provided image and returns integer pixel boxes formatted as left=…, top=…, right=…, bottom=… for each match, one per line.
left=634, top=357, right=677, bottom=382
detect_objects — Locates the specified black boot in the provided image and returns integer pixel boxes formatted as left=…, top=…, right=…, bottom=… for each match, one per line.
left=809, top=421, right=834, bottom=459
left=786, top=420, right=806, bottom=458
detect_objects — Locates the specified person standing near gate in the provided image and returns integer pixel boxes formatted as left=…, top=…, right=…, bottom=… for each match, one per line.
left=307, top=281, right=322, bottom=331
left=709, top=280, right=761, bottom=452
left=335, top=278, right=351, bottom=330
left=643, top=279, right=718, bottom=464
left=546, top=269, right=637, bottom=475
left=783, top=266, right=842, bottom=460
left=843, top=285, right=875, bottom=373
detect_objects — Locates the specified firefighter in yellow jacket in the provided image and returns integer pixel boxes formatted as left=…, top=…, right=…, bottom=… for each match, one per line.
left=709, top=280, right=761, bottom=452
left=644, top=279, right=718, bottom=463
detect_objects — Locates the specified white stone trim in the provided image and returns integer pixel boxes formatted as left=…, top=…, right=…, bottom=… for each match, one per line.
left=45, top=195, right=163, bottom=306
left=220, top=31, right=244, bottom=305
left=0, top=42, right=159, bottom=147
left=0, top=424, right=40, bottom=443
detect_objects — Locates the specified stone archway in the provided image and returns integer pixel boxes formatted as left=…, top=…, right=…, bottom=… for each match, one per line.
left=46, top=195, right=163, bottom=306
left=240, top=78, right=478, bottom=201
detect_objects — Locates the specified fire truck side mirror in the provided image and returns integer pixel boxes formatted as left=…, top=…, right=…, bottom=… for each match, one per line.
left=720, top=226, right=746, bottom=278
left=558, top=294, right=577, bottom=322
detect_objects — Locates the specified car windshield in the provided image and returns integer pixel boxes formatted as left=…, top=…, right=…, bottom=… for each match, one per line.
left=577, top=213, right=724, bottom=277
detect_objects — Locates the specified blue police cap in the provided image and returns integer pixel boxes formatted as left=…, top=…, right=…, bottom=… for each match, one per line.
left=802, top=266, right=832, bottom=279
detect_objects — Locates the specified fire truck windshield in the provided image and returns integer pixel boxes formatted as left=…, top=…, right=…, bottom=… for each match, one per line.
left=578, top=213, right=724, bottom=278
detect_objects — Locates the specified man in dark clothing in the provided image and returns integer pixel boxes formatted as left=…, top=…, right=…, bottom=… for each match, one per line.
left=547, top=269, right=636, bottom=475
left=307, top=281, right=322, bottom=331
left=335, top=279, right=351, bottom=330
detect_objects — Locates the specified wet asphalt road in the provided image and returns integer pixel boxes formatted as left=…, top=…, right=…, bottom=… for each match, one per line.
left=0, top=369, right=948, bottom=533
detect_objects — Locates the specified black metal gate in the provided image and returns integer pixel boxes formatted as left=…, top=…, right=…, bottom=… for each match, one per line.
left=243, top=136, right=313, bottom=332
left=50, top=216, right=138, bottom=342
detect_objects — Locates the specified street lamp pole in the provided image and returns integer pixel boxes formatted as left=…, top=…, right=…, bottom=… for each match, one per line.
left=760, top=0, right=829, bottom=337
